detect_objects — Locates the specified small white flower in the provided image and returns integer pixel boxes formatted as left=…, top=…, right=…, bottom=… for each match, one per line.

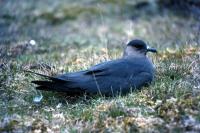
left=56, top=103, right=62, bottom=109
left=29, top=40, right=36, bottom=46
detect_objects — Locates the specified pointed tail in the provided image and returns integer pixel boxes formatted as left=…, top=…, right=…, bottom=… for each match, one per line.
left=24, top=70, right=66, bottom=82
left=25, top=70, right=70, bottom=92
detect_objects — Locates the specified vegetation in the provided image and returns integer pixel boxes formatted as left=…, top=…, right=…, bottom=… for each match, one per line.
left=0, top=0, right=199, bottom=132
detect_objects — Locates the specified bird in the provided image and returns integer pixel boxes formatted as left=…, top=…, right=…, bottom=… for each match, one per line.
left=29, top=39, right=157, bottom=96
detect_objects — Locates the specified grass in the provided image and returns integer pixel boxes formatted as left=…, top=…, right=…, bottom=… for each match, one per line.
left=0, top=0, right=200, bottom=132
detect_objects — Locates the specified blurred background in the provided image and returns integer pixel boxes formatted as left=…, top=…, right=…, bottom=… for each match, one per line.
left=0, top=0, right=199, bottom=56
left=0, top=0, right=200, bottom=132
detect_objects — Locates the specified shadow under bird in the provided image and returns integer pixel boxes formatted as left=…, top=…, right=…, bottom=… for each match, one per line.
left=30, top=39, right=157, bottom=96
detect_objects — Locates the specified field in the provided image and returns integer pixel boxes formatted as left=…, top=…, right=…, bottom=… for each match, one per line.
left=0, top=0, right=200, bottom=132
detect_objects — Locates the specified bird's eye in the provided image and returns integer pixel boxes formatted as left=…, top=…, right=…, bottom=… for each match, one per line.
left=134, top=45, right=143, bottom=49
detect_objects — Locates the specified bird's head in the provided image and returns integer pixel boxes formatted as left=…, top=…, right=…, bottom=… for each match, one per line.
left=123, top=39, right=157, bottom=57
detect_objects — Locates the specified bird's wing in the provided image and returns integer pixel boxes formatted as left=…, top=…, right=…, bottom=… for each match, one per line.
left=84, top=65, right=108, bottom=76
left=83, top=59, right=130, bottom=77
left=128, top=72, right=153, bottom=90
left=59, top=57, right=149, bottom=80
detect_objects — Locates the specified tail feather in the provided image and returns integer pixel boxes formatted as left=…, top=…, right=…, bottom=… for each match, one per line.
left=36, top=85, right=66, bottom=92
left=24, top=70, right=66, bottom=82
left=25, top=70, right=82, bottom=93
left=32, top=80, right=54, bottom=86
left=36, top=86, right=56, bottom=91
left=25, top=70, right=71, bottom=92
left=32, top=80, right=69, bottom=92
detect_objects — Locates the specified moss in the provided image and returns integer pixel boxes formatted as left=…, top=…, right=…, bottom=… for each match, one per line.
left=0, top=120, right=19, bottom=132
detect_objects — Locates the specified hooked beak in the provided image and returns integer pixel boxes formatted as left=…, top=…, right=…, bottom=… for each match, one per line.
left=147, top=45, right=157, bottom=53
left=147, top=48, right=157, bottom=53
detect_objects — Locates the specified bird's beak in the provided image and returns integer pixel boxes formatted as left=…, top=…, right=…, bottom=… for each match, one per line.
left=147, top=48, right=157, bottom=53
left=147, top=45, right=157, bottom=53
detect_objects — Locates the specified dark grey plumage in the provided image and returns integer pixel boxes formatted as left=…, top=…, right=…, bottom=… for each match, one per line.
left=31, top=39, right=157, bottom=96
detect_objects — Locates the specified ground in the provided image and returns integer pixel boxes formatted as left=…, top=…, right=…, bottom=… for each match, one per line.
left=0, top=0, right=200, bottom=132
